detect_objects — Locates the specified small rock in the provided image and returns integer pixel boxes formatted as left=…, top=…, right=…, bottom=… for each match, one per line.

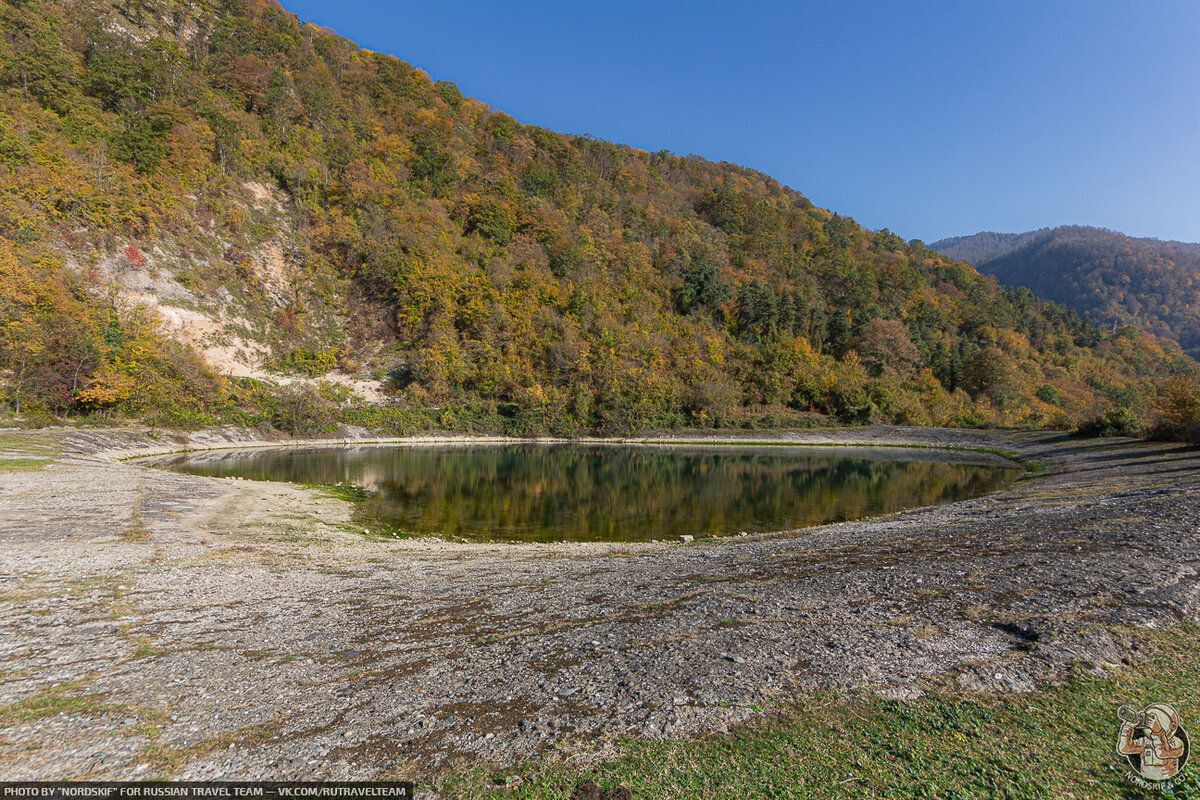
left=573, top=782, right=632, bottom=800
left=679, top=535, right=694, bottom=543
left=877, top=685, right=923, bottom=701
left=572, top=781, right=603, bottom=800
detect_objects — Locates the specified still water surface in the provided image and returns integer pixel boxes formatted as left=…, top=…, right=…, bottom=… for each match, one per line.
left=154, top=444, right=1020, bottom=542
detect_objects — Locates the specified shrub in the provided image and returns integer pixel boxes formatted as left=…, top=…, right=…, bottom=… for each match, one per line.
left=1162, top=375, right=1200, bottom=426
left=1149, top=375, right=1200, bottom=442
left=337, top=405, right=437, bottom=436
left=1075, top=406, right=1147, bottom=438
left=270, top=384, right=336, bottom=436
left=281, top=348, right=340, bottom=378
left=1035, top=384, right=1061, bottom=406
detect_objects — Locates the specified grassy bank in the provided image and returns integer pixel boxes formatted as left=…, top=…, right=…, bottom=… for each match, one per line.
left=435, top=624, right=1200, bottom=799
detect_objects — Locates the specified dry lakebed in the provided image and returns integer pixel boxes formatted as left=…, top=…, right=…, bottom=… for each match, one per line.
left=0, top=426, right=1198, bottom=783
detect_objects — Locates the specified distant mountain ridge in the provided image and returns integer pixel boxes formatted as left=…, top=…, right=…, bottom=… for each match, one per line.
left=932, top=226, right=1200, bottom=357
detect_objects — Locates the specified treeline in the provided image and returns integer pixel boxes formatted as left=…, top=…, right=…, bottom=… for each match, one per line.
left=0, top=0, right=1196, bottom=434
left=934, top=226, right=1200, bottom=358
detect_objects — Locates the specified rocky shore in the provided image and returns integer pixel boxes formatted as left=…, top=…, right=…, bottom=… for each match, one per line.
left=1, top=426, right=1197, bottom=783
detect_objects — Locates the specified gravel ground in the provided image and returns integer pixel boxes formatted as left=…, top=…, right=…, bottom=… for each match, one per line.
left=0, top=426, right=1197, bottom=782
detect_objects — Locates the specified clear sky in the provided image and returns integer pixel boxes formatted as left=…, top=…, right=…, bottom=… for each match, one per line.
left=280, top=0, right=1200, bottom=244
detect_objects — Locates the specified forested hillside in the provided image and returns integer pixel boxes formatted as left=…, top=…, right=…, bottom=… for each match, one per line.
left=0, top=0, right=1195, bottom=434
left=932, top=230, right=1051, bottom=266
left=934, top=226, right=1200, bottom=358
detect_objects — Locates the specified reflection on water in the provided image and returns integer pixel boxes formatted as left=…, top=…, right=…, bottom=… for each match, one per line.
left=153, top=444, right=1020, bottom=542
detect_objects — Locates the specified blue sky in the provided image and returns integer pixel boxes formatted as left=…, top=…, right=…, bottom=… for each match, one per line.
left=281, top=0, right=1200, bottom=244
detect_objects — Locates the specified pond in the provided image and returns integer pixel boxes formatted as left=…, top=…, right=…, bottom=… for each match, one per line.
left=151, top=443, right=1021, bottom=543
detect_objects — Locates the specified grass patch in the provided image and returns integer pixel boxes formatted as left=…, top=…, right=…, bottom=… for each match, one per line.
left=0, top=678, right=144, bottom=725
left=353, top=499, right=419, bottom=540
left=434, top=623, right=1200, bottom=799
left=0, top=457, right=52, bottom=472
left=0, top=432, right=61, bottom=452
left=139, top=720, right=279, bottom=775
left=128, top=636, right=159, bottom=659
left=119, top=505, right=150, bottom=541
left=0, top=691, right=111, bottom=724
left=304, top=482, right=370, bottom=502
left=301, top=482, right=416, bottom=539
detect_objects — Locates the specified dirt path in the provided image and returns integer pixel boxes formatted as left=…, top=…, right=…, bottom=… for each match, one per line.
left=1, top=427, right=1198, bottom=781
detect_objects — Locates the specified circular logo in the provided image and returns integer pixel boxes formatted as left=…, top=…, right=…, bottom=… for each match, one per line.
left=1117, top=703, right=1190, bottom=786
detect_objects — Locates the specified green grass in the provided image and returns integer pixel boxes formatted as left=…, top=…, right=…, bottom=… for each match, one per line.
left=0, top=457, right=52, bottom=472
left=138, top=720, right=278, bottom=774
left=302, top=482, right=421, bottom=539
left=0, top=679, right=122, bottom=724
left=434, top=623, right=1200, bottom=799
left=0, top=431, right=59, bottom=447
left=304, top=482, right=371, bottom=502
left=0, top=692, right=113, bottom=723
